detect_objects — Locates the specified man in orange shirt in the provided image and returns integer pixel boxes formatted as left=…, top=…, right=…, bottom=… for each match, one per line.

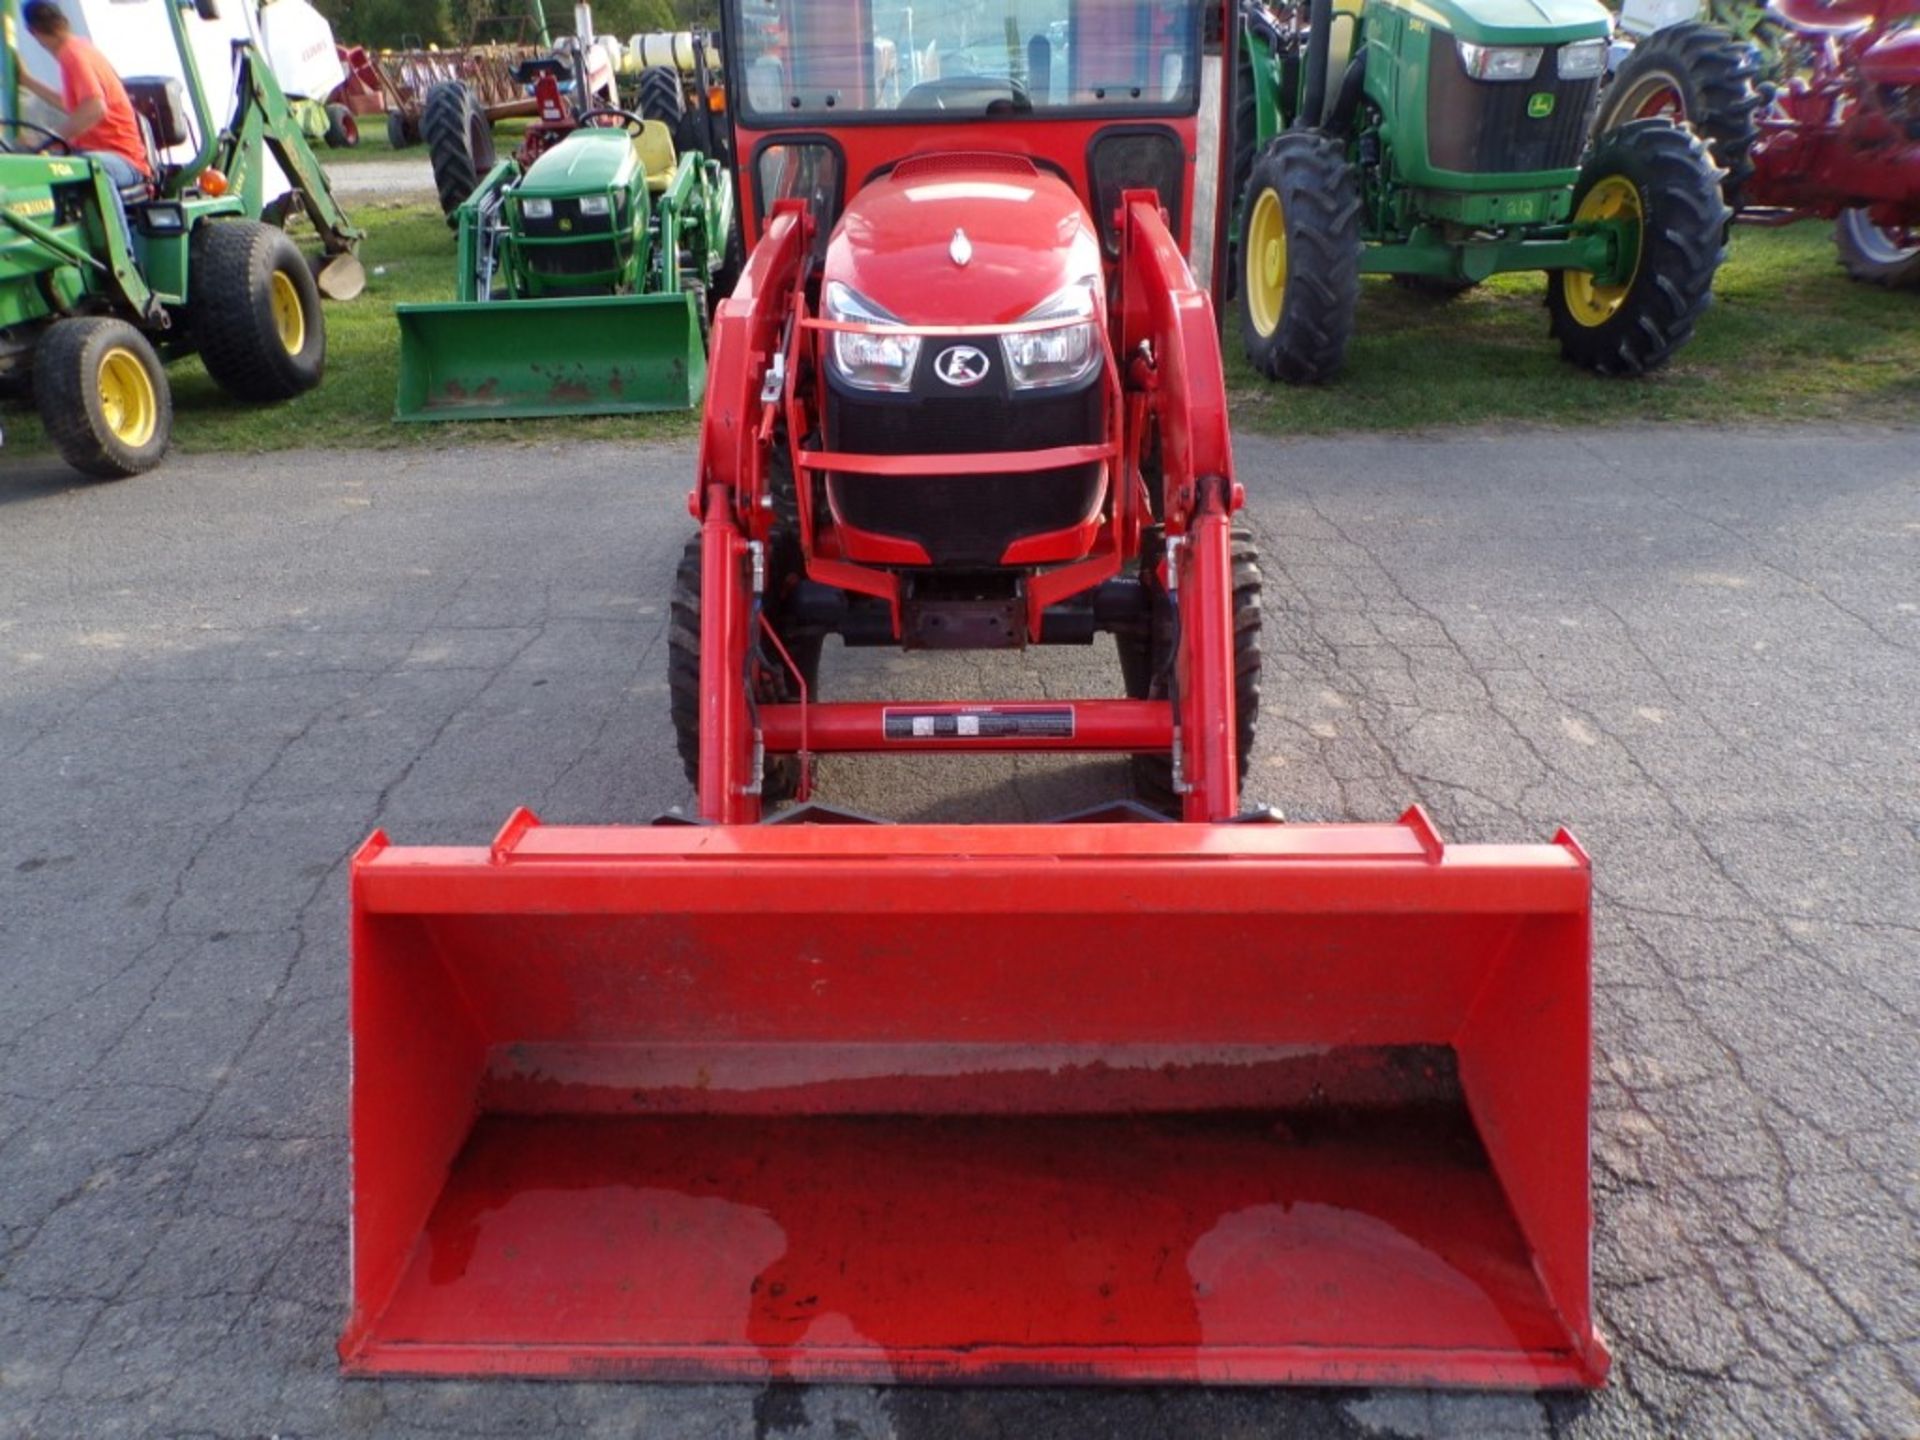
left=10, top=0, right=152, bottom=191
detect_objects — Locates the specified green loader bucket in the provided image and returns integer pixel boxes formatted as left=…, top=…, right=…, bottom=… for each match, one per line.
left=394, top=292, right=706, bottom=421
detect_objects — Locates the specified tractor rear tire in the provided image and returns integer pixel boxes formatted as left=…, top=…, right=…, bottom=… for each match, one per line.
left=423, top=81, right=496, bottom=222
left=638, top=66, right=686, bottom=127
left=325, top=103, right=360, bottom=149
left=1833, top=209, right=1920, bottom=288
left=190, top=221, right=327, bottom=403
left=1596, top=22, right=1760, bottom=211
left=33, top=317, right=172, bottom=479
left=1548, top=119, right=1728, bottom=377
left=1237, top=131, right=1361, bottom=385
left=1124, top=529, right=1263, bottom=816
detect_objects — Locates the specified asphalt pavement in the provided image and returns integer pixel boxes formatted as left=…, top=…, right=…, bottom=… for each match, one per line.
left=0, top=426, right=1915, bottom=1439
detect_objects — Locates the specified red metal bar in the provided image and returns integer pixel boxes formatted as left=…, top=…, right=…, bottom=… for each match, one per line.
left=1178, top=482, right=1239, bottom=822
left=696, top=489, right=753, bottom=823
left=797, top=443, right=1115, bottom=477
left=760, top=700, right=1173, bottom=754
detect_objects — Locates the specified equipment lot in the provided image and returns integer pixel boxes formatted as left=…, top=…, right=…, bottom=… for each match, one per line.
left=0, top=426, right=1915, bottom=1438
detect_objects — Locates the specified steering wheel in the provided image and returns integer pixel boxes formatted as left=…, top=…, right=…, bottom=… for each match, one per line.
left=573, top=107, right=651, bottom=135
left=0, top=120, right=71, bottom=155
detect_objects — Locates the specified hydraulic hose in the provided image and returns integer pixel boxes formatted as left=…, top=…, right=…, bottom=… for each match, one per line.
left=1297, top=0, right=1333, bottom=130
left=1326, top=50, right=1367, bottom=133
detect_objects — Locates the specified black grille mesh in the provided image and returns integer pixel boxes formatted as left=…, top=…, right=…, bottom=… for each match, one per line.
left=1425, top=34, right=1597, bottom=175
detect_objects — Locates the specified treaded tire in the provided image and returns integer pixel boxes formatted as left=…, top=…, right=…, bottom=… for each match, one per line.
left=385, top=109, right=410, bottom=149
left=1237, top=130, right=1361, bottom=385
left=637, top=66, right=686, bottom=126
left=33, top=317, right=172, bottom=479
left=325, top=103, right=360, bottom=149
left=190, top=220, right=326, bottom=402
left=422, top=80, right=496, bottom=221
left=1596, top=22, right=1761, bottom=210
left=1126, top=529, right=1263, bottom=815
left=1223, top=35, right=1260, bottom=299
left=668, top=447, right=821, bottom=809
left=1833, top=209, right=1920, bottom=288
left=1548, top=119, right=1728, bottom=377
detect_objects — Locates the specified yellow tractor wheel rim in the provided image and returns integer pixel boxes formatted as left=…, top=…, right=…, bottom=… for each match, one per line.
left=1246, top=188, right=1288, bottom=337
left=1561, top=175, right=1644, bottom=328
left=270, top=270, right=307, bottom=355
left=97, top=347, right=157, bottom=448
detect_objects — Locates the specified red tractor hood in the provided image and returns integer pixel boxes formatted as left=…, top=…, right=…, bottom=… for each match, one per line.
left=1860, top=26, right=1920, bottom=85
left=822, top=154, right=1105, bottom=327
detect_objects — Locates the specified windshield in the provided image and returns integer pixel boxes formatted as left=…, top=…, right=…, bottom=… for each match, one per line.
left=730, top=0, right=1204, bottom=124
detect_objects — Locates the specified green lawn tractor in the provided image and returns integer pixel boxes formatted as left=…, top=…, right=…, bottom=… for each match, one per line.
left=0, top=0, right=363, bottom=477
left=1231, top=0, right=1731, bottom=381
left=393, top=106, right=731, bottom=420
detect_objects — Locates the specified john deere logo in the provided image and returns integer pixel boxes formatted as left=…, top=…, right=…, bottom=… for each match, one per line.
left=558, top=217, right=573, bottom=232
left=1528, top=93, right=1555, bottom=119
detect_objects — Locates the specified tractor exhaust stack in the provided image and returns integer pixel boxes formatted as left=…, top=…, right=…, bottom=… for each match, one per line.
left=341, top=810, right=1608, bottom=1388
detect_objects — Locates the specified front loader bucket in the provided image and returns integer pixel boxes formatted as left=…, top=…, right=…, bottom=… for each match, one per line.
left=393, top=292, right=705, bottom=421
left=342, top=810, right=1609, bottom=1388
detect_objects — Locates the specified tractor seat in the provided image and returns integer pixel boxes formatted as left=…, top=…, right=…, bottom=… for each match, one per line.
left=1768, top=0, right=1874, bottom=33
left=632, top=119, right=677, bottom=192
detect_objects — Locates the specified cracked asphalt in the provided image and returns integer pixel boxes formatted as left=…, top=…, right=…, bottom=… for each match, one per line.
left=1, top=425, right=1915, bottom=1439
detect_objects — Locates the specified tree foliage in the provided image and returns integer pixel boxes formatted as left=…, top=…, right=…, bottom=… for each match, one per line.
left=318, top=0, right=709, bottom=49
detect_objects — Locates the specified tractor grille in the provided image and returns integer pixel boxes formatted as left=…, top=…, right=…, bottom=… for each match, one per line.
left=526, top=238, right=619, bottom=278
left=1425, top=33, right=1597, bottom=175
left=825, top=371, right=1103, bottom=568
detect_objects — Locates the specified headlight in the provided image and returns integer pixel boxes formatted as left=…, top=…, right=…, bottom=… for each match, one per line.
left=1000, top=281, right=1102, bottom=390
left=520, top=197, right=554, bottom=219
left=1456, top=40, right=1543, bottom=81
left=1557, top=40, right=1607, bottom=79
left=578, top=193, right=612, bottom=216
left=824, top=281, right=920, bottom=393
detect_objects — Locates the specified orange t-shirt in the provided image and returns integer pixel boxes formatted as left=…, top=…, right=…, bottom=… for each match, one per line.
left=56, top=36, right=150, bottom=177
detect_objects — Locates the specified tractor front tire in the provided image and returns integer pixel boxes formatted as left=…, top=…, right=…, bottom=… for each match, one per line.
left=1833, top=209, right=1920, bottom=288
left=33, top=317, right=172, bottom=479
left=191, top=220, right=327, bottom=403
left=423, top=80, right=496, bottom=222
left=1124, top=529, right=1263, bottom=815
left=325, top=103, right=360, bottom=149
left=1596, top=22, right=1760, bottom=210
left=1237, top=131, right=1361, bottom=385
left=1549, top=119, right=1728, bottom=377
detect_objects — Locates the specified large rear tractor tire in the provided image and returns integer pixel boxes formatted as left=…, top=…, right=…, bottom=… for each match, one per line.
left=422, top=80, right=497, bottom=222
left=190, top=220, right=327, bottom=403
left=1122, top=529, right=1263, bottom=815
left=1237, top=131, right=1362, bottom=384
left=637, top=65, right=685, bottom=126
left=1596, top=22, right=1761, bottom=211
left=668, top=448, right=822, bottom=810
left=1548, top=119, right=1728, bottom=376
left=33, top=317, right=172, bottom=479
left=1833, top=209, right=1920, bottom=288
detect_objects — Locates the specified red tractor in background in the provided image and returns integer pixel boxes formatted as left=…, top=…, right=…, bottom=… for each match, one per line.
left=1602, top=0, right=1920, bottom=284
left=343, top=0, right=1607, bottom=1391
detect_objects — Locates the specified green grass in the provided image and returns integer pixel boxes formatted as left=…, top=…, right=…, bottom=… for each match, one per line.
left=3, top=206, right=1915, bottom=469
left=1227, top=222, right=1920, bottom=433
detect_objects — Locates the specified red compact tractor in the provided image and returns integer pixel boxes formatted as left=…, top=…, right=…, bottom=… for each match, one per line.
left=1602, top=0, right=1920, bottom=283
left=344, top=0, right=1606, bottom=1391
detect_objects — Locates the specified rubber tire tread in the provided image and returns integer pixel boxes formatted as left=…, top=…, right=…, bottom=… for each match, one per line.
left=1237, top=131, right=1362, bottom=385
left=1833, top=210, right=1920, bottom=288
left=325, top=103, right=359, bottom=148
left=1548, top=119, right=1729, bottom=376
left=638, top=66, right=686, bottom=126
left=190, top=220, right=326, bottom=403
left=1597, top=22, right=1761, bottom=210
left=1129, top=529, right=1263, bottom=815
left=34, top=317, right=172, bottom=479
left=423, top=81, right=486, bottom=220
left=1224, top=37, right=1260, bottom=299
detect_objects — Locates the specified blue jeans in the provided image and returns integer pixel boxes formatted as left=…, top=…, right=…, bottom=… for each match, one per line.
left=87, top=151, right=144, bottom=255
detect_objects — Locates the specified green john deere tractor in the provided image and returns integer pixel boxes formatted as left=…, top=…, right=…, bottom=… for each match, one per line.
left=1231, top=0, right=1731, bottom=381
left=0, top=0, right=362, bottom=477
left=393, top=100, right=732, bottom=420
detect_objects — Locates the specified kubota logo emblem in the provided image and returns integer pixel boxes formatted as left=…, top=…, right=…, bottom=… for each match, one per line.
left=934, top=345, right=991, bottom=388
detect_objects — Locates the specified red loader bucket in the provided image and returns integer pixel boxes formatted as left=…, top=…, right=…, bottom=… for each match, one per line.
left=341, top=809, right=1609, bottom=1388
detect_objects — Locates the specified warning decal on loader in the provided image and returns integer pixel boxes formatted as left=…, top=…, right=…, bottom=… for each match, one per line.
left=882, top=705, right=1076, bottom=741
